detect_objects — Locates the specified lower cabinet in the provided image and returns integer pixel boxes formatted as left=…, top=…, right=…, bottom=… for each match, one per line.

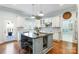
left=33, top=37, right=43, bottom=54
left=42, top=34, right=53, bottom=54
left=47, top=34, right=53, bottom=48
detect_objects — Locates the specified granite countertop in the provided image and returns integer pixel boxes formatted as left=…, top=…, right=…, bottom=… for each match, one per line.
left=21, top=32, right=48, bottom=39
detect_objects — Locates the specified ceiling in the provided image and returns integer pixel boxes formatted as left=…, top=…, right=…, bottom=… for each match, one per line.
left=0, top=4, right=77, bottom=18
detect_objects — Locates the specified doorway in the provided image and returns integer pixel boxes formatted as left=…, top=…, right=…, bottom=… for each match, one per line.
left=5, top=20, right=15, bottom=41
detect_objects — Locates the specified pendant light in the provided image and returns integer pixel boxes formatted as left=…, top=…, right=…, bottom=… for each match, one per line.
left=31, top=15, right=35, bottom=19
left=38, top=4, right=44, bottom=17
left=38, top=11, right=44, bottom=16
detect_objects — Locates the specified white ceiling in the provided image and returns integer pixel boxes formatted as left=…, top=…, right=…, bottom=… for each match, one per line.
left=0, top=4, right=77, bottom=17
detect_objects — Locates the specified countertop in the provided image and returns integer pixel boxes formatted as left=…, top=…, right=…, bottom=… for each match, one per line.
left=39, top=27, right=61, bottom=34
left=21, top=32, right=53, bottom=39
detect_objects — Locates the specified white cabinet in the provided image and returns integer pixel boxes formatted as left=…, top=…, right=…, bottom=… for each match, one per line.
left=33, top=37, right=43, bottom=54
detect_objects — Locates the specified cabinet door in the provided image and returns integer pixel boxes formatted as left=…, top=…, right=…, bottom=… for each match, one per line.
left=47, top=34, right=53, bottom=48
left=33, top=38, right=43, bottom=54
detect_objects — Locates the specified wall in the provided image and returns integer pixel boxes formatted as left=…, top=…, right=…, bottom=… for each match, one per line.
left=0, top=17, right=4, bottom=43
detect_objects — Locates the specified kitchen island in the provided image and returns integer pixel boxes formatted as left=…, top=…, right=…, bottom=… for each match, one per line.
left=20, top=32, right=53, bottom=54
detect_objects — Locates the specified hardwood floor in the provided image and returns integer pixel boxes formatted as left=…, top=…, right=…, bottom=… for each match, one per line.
left=0, top=40, right=20, bottom=54
left=0, top=40, right=78, bottom=54
left=48, top=40, right=78, bottom=54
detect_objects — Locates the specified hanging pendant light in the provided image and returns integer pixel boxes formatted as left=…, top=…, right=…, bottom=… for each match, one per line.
left=38, top=11, right=44, bottom=16
left=38, top=4, right=44, bottom=17
left=31, top=15, right=35, bottom=19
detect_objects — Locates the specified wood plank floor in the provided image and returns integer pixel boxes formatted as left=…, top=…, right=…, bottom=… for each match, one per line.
left=0, top=40, right=78, bottom=54
left=48, top=40, right=78, bottom=54
left=0, top=40, right=20, bottom=54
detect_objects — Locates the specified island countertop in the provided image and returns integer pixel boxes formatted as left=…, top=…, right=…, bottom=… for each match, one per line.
left=21, top=32, right=52, bottom=39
